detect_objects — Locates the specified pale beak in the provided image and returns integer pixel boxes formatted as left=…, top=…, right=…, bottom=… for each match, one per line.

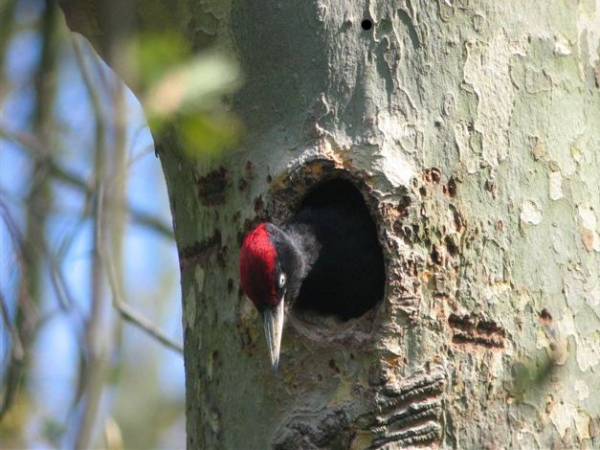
left=262, top=298, right=285, bottom=371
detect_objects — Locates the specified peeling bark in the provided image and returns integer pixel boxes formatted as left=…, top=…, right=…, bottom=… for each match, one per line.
left=60, top=0, right=600, bottom=448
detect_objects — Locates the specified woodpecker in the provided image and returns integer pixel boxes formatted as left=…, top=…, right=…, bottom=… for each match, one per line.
left=239, top=185, right=385, bottom=370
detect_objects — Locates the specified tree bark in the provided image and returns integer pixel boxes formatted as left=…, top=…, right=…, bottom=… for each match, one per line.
left=60, top=0, right=600, bottom=448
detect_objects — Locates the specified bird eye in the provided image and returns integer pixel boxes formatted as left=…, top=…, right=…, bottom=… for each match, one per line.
left=278, top=273, right=286, bottom=288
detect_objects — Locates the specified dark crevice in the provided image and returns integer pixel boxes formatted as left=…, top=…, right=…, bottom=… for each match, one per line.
left=291, top=179, right=385, bottom=320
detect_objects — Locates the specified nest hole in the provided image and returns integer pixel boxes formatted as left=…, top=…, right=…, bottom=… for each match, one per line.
left=361, top=19, right=373, bottom=30
left=290, top=179, right=385, bottom=321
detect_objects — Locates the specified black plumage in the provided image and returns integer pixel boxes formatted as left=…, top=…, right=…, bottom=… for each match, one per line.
left=277, top=180, right=385, bottom=319
left=240, top=179, right=385, bottom=369
left=284, top=206, right=384, bottom=318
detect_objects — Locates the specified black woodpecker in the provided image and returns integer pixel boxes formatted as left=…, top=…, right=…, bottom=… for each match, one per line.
left=239, top=184, right=385, bottom=370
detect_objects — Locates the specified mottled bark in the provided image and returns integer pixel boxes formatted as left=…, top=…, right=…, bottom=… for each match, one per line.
left=60, top=0, right=600, bottom=448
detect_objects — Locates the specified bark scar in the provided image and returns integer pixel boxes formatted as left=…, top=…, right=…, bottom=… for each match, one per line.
left=197, top=167, right=229, bottom=206
left=367, top=369, right=445, bottom=448
left=178, top=231, right=223, bottom=270
left=448, top=313, right=506, bottom=349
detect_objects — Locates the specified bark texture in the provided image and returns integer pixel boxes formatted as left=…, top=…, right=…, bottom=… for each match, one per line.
left=60, top=0, right=600, bottom=448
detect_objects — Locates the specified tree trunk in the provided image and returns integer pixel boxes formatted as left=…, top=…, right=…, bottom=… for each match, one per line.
left=60, top=0, right=600, bottom=448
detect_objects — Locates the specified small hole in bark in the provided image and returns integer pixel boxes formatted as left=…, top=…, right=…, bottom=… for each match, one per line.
left=329, top=359, right=340, bottom=373
left=445, top=236, right=459, bottom=257
left=397, top=195, right=412, bottom=217
left=540, top=309, right=553, bottom=324
left=431, top=245, right=444, bottom=265
left=254, top=196, right=264, bottom=213
left=447, top=177, right=458, bottom=197
left=291, top=179, right=385, bottom=320
left=361, top=19, right=373, bottom=30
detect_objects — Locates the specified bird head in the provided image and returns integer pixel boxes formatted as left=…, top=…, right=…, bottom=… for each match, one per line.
left=239, top=223, right=294, bottom=371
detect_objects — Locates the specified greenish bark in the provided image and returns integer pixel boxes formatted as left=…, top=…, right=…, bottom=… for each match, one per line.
left=60, top=0, right=600, bottom=448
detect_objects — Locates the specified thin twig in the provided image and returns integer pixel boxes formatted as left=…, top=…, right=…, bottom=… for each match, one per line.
left=48, top=260, right=75, bottom=310
left=0, top=292, right=25, bottom=362
left=0, top=124, right=174, bottom=239
left=73, top=31, right=109, bottom=449
left=0, top=198, right=27, bottom=261
left=0, top=292, right=25, bottom=420
left=127, top=128, right=154, bottom=168
left=0, top=199, right=41, bottom=326
left=1, top=194, right=75, bottom=312
left=96, top=186, right=183, bottom=354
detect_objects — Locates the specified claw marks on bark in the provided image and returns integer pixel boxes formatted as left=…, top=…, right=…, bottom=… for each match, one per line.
left=367, top=368, right=445, bottom=448
left=272, top=366, right=445, bottom=449
left=448, top=313, right=506, bottom=349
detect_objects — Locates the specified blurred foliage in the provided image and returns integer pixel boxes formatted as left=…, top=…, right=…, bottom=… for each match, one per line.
left=130, top=32, right=243, bottom=159
left=0, top=0, right=242, bottom=448
left=134, top=33, right=192, bottom=92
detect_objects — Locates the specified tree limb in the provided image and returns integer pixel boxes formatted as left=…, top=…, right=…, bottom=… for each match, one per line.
left=96, top=186, right=183, bottom=354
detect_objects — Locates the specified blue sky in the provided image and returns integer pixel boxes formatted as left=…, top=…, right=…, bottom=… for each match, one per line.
left=1, top=1, right=185, bottom=446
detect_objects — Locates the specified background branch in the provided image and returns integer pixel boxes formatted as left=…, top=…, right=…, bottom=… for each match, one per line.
left=96, top=187, right=183, bottom=354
